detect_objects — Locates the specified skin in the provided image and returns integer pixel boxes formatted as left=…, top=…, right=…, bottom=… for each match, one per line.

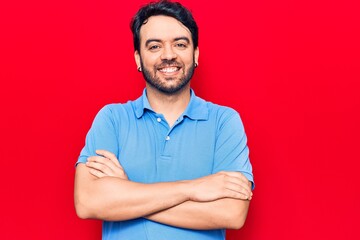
left=76, top=150, right=252, bottom=229
left=74, top=15, right=253, bottom=230
left=136, top=16, right=197, bottom=96
left=135, top=15, right=199, bottom=126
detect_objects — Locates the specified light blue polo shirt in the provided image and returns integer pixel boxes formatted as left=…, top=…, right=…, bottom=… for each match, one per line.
left=77, top=89, right=254, bottom=240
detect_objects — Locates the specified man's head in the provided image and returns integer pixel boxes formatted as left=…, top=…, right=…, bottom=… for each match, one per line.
left=130, top=0, right=198, bottom=53
left=130, top=0, right=199, bottom=95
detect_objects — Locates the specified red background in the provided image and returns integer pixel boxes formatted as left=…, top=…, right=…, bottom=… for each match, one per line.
left=1, top=0, right=359, bottom=239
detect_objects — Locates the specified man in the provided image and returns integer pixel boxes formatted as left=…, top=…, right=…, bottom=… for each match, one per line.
left=74, top=0, right=254, bottom=239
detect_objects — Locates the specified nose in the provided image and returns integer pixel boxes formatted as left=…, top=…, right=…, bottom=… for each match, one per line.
left=161, top=44, right=177, bottom=60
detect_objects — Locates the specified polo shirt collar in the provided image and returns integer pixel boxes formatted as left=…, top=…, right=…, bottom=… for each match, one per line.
left=134, top=89, right=152, bottom=118
left=134, top=88, right=209, bottom=121
left=183, top=90, right=209, bottom=120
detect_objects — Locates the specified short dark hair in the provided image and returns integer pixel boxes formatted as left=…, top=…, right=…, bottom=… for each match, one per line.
left=130, top=0, right=198, bottom=52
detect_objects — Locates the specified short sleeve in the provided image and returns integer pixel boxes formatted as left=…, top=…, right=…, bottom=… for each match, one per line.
left=213, top=109, right=254, bottom=189
left=76, top=105, right=120, bottom=166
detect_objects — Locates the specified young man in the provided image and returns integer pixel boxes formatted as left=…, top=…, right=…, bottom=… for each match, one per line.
left=74, top=1, right=254, bottom=239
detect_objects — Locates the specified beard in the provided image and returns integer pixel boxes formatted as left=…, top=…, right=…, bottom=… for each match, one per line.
left=140, top=58, right=196, bottom=95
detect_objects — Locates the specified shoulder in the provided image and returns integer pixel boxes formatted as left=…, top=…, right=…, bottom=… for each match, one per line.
left=202, top=99, right=243, bottom=127
left=191, top=96, right=246, bottom=137
left=91, top=101, right=138, bottom=129
left=96, top=101, right=136, bottom=118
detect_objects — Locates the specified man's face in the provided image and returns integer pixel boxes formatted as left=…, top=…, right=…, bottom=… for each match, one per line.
left=135, top=15, right=199, bottom=94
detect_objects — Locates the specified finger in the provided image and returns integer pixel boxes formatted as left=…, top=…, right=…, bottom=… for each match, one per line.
left=217, top=172, right=249, bottom=191
left=223, top=174, right=252, bottom=194
left=226, top=187, right=252, bottom=200
left=87, top=155, right=107, bottom=163
left=222, top=171, right=249, bottom=183
left=239, top=182, right=253, bottom=198
left=225, top=181, right=252, bottom=199
left=247, top=181, right=254, bottom=198
left=223, top=173, right=253, bottom=197
left=88, top=168, right=107, bottom=178
left=223, top=187, right=250, bottom=200
left=87, top=155, right=119, bottom=171
left=232, top=179, right=252, bottom=197
left=86, top=161, right=114, bottom=176
left=96, top=150, right=121, bottom=167
left=87, top=155, right=128, bottom=180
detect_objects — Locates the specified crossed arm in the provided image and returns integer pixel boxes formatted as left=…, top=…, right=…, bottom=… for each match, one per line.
left=74, top=150, right=253, bottom=230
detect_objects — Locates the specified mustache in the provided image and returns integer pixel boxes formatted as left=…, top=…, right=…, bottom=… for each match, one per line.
left=156, top=60, right=183, bottom=68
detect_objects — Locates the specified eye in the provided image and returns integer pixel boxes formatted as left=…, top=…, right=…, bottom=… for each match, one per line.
left=175, top=43, right=187, bottom=49
left=148, top=45, right=160, bottom=51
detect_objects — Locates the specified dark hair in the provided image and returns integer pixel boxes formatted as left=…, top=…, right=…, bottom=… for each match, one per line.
left=130, top=0, right=198, bottom=52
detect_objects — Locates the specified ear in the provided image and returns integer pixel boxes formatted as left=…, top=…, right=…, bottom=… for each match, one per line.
left=134, top=50, right=141, bottom=69
left=194, top=47, right=199, bottom=65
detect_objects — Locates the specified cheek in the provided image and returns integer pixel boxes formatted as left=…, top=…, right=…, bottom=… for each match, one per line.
left=141, top=55, right=159, bottom=67
left=180, top=52, right=195, bottom=64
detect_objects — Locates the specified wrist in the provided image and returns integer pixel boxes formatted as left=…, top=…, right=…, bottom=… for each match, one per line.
left=177, top=180, right=193, bottom=201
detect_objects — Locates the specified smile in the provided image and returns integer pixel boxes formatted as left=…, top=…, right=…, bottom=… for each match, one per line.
left=158, top=67, right=180, bottom=73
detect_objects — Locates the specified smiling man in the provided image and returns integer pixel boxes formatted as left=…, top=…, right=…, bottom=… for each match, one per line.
left=136, top=15, right=197, bottom=97
left=74, top=1, right=254, bottom=239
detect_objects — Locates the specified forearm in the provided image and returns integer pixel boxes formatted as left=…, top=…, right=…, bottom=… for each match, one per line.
left=145, top=198, right=250, bottom=230
left=75, top=164, right=189, bottom=221
left=75, top=159, right=253, bottom=224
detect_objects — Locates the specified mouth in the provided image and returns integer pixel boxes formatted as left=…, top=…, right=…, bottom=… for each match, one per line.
left=158, top=66, right=181, bottom=74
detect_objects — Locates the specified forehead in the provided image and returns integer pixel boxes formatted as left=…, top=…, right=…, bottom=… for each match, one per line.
left=139, top=15, right=192, bottom=44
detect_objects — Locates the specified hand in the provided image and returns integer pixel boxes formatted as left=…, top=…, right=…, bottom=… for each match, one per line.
left=187, top=171, right=252, bottom=202
left=86, top=150, right=128, bottom=180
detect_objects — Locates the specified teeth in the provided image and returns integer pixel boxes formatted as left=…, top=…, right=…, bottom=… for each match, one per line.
left=159, top=67, right=178, bottom=73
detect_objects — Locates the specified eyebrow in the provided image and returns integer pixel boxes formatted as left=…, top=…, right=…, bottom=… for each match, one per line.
left=174, top=37, right=190, bottom=43
left=145, top=36, right=190, bottom=47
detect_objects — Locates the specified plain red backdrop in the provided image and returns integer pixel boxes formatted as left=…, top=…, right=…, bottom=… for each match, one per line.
left=0, top=0, right=359, bottom=239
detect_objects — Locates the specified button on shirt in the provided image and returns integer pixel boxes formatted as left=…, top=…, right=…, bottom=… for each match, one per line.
left=77, top=89, right=254, bottom=240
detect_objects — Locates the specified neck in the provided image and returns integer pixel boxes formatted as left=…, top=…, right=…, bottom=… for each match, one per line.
left=146, top=84, right=191, bottom=127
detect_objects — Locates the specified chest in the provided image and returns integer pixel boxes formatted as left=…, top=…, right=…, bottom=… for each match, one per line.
left=117, top=116, right=216, bottom=183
